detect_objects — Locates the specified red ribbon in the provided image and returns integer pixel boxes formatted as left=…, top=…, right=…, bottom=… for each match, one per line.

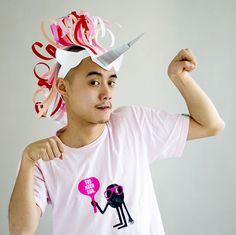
left=33, top=62, right=52, bottom=89
left=32, top=42, right=56, bottom=60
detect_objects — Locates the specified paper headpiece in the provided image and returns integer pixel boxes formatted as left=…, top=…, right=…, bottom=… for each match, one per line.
left=56, top=33, right=144, bottom=78
left=32, top=10, right=143, bottom=126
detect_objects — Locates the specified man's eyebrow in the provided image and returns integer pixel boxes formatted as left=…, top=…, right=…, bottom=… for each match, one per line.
left=86, top=71, right=117, bottom=79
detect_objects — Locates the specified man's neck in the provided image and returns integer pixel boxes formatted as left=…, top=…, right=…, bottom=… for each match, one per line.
left=58, top=121, right=106, bottom=148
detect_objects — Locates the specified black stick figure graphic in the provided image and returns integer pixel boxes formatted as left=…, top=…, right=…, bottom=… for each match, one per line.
left=91, top=184, right=134, bottom=230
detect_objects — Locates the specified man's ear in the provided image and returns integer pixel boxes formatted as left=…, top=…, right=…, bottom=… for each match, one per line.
left=56, top=78, right=69, bottom=99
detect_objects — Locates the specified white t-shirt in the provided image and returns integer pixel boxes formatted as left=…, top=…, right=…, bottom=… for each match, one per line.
left=33, top=105, right=189, bottom=235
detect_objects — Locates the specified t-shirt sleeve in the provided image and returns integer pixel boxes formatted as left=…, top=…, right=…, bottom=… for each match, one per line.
left=34, top=161, right=50, bottom=217
left=16, top=159, right=50, bottom=217
left=148, top=107, right=189, bottom=163
left=123, top=105, right=190, bottom=164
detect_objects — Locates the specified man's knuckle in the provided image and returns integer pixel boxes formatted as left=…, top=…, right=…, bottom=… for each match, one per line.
left=48, top=138, right=55, bottom=144
left=53, top=136, right=59, bottom=141
left=45, top=142, right=51, bottom=148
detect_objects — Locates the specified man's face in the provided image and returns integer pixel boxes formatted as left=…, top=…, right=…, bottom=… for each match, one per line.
left=60, top=56, right=117, bottom=125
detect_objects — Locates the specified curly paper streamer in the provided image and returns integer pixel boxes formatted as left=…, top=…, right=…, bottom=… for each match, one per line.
left=32, top=42, right=56, bottom=60
left=32, top=10, right=115, bottom=125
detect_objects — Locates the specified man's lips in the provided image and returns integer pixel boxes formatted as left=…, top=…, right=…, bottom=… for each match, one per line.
left=96, top=107, right=111, bottom=113
left=95, top=103, right=112, bottom=109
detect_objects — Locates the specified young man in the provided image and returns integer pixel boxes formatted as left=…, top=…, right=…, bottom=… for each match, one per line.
left=8, top=10, right=225, bottom=235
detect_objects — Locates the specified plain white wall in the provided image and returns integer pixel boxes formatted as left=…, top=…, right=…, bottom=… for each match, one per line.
left=1, top=0, right=235, bottom=234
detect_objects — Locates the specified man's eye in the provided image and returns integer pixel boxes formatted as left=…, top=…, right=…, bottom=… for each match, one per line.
left=90, top=81, right=99, bottom=86
left=109, top=81, right=116, bottom=87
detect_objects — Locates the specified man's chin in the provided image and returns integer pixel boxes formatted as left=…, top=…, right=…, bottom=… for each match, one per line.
left=97, top=119, right=109, bottom=124
left=96, top=113, right=111, bottom=124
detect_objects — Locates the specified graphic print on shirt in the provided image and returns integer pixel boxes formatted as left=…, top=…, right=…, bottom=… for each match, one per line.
left=78, top=177, right=100, bottom=213
left=78, top=177, right=134, bottom=230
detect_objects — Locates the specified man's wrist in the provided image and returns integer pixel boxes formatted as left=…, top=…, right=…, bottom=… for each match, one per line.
left=169, top=73, right=193, bottom=87
left=170, top=73, right=191, bottom=80
left=22, top=150, right=36, bottom=166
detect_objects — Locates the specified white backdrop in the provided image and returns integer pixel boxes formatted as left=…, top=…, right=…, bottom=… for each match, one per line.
left=1, top=0, right=235, bottom=234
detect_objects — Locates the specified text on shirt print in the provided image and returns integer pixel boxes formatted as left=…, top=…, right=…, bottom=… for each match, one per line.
left=78, top=177, right=134, bottom=230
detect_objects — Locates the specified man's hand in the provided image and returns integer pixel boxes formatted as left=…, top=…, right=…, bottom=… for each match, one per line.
left=167, top=48, right=198, bottom=80
left=23, top=136, right=65, bottom=162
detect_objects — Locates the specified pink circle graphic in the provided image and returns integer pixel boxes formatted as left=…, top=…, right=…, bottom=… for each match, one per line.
left=78, top=177, right=100, bottom=213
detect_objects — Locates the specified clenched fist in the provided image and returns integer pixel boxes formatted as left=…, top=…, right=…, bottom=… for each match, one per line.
left=167, top=48, right=198, bottom=80
left=23, top=136, right=65, bottom=162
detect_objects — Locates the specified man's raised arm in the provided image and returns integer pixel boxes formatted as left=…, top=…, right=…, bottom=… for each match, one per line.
left=167, top=48, right=225, bottom=140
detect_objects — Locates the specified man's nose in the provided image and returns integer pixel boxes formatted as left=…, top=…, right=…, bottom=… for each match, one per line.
left=99, top=84, right=112, bottom=100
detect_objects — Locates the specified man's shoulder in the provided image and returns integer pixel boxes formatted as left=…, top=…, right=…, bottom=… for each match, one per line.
left=111, top=105, right=139, bottom=119
left=112, top=105, right=164, bottom=117
left=110, top=105, right=155, bottom=125
left=112, top=104, right=144, bottom=114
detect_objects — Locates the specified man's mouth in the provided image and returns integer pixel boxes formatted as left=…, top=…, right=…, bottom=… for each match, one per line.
left=97, top=106, right=110, bottom=109
left=96, top=106, right=111, bottom=112
left=96, top=103, right=112, bottom=110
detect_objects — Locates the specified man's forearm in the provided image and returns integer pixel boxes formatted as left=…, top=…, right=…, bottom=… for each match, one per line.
left=8, top=153, right=40, bottom=234
left=170, top=74, right=225, bottom=131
